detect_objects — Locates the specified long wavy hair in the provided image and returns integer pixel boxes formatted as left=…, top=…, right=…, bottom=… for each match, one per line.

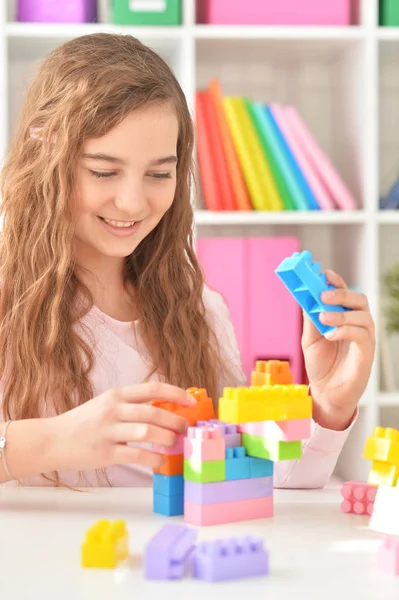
left=0, top=34, right=236, bottom=441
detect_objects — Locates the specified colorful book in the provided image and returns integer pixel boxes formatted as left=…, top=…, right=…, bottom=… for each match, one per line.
left=195, top=91, right=222, bottom=211
left=267, top=106, right=319, bottom=211
left=270, top=104, right=334, bottom=211
left=223, top=97, right=283, bottom=211
left=284, top=106, right=358, bottom=210
left=208, top=79, right=252, bottom=211
left=247, top=101, right=295, bottom=211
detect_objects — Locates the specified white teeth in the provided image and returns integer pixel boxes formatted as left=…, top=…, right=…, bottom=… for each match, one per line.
left=102, top=218, right=135, bottom=228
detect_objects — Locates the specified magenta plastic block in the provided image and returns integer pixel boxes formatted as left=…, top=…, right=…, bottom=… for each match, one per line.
left=144, top=524, right=197, bottom=580
left=196, top=419, right=242, bottom=448
left=192, top=536, right=269, bottom=582
left=17, top=0, right=97, bottom=23
left=184, top=476, right=273, bottom=504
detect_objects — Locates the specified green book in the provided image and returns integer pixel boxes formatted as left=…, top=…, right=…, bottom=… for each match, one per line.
left=111, top=0, right=181, bottom=26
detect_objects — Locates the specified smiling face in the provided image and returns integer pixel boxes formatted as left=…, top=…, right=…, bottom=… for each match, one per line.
left=73, top=102, right=179, bottom=263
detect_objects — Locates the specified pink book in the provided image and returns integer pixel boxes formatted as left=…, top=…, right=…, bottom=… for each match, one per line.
left=271, top=104, right=335, bottom=211
left=284, top=106, right=358, bottom=210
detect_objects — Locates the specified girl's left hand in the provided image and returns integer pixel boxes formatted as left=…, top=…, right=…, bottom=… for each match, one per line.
left=302, top=269, right=375, bottom=431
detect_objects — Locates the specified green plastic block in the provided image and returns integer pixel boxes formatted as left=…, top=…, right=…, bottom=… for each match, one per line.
left=183, top=459, right=225, bottom=483
left=111, top=0, right=181, bottom=26
left=242, top=433, right=302, bottom=461
left=380, top=0, right=399, bottom=26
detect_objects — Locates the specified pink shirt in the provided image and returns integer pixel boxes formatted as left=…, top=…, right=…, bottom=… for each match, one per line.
left=1, top=286, right=355, bottom=488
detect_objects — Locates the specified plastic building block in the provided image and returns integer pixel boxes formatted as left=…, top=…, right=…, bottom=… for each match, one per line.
left=153, top=433, right=184, bottom=456
left=368, top=461, right=399, bottom=486
left=242, top=433, right=302, bottom=461
left=152, top=387, right=215, bottom=426
left=225, top=446, right=250, bottom=480
left=340, top=480, right=377, bottom=515
left=153, top=492, right=184, bottom=517
left=251, top=360, right=293, bottom=386
left=218, top=384, right=312, bottom=424
left=153, top=473, right=184, bottom=497
left=184, top=458, right=225, bottom=483
left=153, top=453, right=183, bottom=476
left=370, top=485, right=399, bottom=536
left=249, top=457, right=274, bottom=478
left=192, top=536, right=269, bottom=582
left=275, top=250, right=348, bottom=336
left=81, top=519, right=128, bottom=568
left=184, top=476, right=273, bottom=505
left=144, top=524, right=197, bottom=580
left=184, top=426, right=225, bottom=462
left=238, top=418, right=311, bottom=442
left=184, top=496, right=273, bottom=526
left=196, top=419, right=242, bottom=448
left=378, top=536, right=399, bottom=576
left=363, top=426, right=399, bottom=465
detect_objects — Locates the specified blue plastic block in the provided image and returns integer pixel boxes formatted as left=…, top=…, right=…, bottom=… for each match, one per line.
left=275, top=250, right=349, bottom=335
left=145, top=524, right=197, bottom=580
left=153, top=473, right=184, bottom=497
left=192, top=536, right=269, bottom=582
left=153, top=492, right=184, bottom=516
left=225, top=446, right=250, bottom=480
left=249, top=457, right=274, bottom=478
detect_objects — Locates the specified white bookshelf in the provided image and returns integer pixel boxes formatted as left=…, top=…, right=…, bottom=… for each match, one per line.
left=2, top=0, right=399, bottom=480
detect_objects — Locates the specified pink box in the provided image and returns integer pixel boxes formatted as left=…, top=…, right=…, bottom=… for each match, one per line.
left=184, top=496, right=273, bottom=526
left=197, top=0, right=351, bottom=26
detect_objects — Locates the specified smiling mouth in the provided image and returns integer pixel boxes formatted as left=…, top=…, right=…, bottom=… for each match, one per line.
left=99, top=216, right=137, bottom=228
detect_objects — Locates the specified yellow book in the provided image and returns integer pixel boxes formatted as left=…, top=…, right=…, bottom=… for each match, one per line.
left=223, top=97, right=283, bottom=211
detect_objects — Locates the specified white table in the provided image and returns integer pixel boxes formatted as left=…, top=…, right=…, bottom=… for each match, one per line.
left=0, top=485, right=398, bottom=600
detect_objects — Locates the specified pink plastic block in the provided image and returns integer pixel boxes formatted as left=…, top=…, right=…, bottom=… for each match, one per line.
left=184, top=426, right=225, bottom=462
left=238, top=419, right=311, bottom=442
left=198, top=0, right=351, bottom=25
left=341, top=480, right=377, bottom=516
left=196, top=419, right=242, bottom=448
left=184, top=496, right=273, bottom=526
left=153, top=433, right=184, bottom=456
left=378, top=536, right=399, bottom=576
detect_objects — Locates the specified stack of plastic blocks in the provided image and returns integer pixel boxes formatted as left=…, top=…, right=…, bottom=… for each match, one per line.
left=340, top=480, right=377, bottom=515
left=369, top=483, right=399, bottom=575
left=363, top=426, right=399, bottom=486
left=152, top=387, right=215, bottom=517
left=275, top=250, right=348, bottom=336
left=183, top=423, right=274, bottom=526
left=81, top=519, right=129, bottom=568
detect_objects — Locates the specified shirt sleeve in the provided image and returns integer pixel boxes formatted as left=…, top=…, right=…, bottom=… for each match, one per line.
left=203, top=284, right=357, bottom=489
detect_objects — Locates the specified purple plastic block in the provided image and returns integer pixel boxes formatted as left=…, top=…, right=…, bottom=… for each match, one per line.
left=17, top=0, right=97, bottom=23
left=144, top=524, right=197, bottom=580
left=192, top=536, right=269, bottom=582
left=196, top=419, right=241, bottom=448
left=184, top=476, right=273, bottom=504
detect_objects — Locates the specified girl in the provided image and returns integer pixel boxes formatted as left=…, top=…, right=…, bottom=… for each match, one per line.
left=0, top=34, right=375, bottom=488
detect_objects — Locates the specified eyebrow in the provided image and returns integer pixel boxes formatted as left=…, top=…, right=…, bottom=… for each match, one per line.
left=83, top=153, right=178, bottom=167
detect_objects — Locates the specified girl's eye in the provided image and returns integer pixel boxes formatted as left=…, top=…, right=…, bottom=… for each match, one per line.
left=149, top=172, right=172, bottom=180
left=90, top=170, right=116, bottom=179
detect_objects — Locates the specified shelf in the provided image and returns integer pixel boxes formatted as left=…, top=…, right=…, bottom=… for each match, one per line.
left=6, top=22, right=184, bottom=40
left=194, top=210, right=368, bottom=226
left=378, top=212, right=399, bottom=224
left=378, top=27, right=399, bottom=41
left=194, top=25, right=365, bottom=41
left=378, top=392, right=399, bottom=406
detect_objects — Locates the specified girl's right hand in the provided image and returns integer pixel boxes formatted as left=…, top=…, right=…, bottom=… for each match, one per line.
left=51, top=383, right=195, bottom=472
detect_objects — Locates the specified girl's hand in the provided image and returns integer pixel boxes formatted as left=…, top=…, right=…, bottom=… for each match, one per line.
left=302, top=270, right=375, bottom=430
left=51, top=383, right=194, bottom=471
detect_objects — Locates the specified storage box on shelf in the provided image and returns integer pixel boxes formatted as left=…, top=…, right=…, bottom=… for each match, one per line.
left=16, top=0, right=97, bottom=23
left=111, top=0, right=181, bottom=26
left=380, top=0, right=399, bottom=27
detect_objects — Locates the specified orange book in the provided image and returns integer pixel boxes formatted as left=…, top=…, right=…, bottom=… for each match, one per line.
left=208, top=79, right=252, bottom=211
left=195, top=91, right=222, bottom=210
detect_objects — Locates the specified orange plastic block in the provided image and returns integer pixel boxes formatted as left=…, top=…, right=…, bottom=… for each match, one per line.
left=152, top=387, right=215, bottom=426
left=153, top=453, right=184, bottom=476
left=363, top=427, right=399, bottom=466
left=251, top=360, right=293, bottom=386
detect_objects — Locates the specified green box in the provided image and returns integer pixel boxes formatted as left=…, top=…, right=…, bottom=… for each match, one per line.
left=112, top=0, right=181, bottom=26
left=242, top=433, right=302, bottom=462
left=184, top=459, right=225, bottom=483
left=380, top=0, right=399, bottom=26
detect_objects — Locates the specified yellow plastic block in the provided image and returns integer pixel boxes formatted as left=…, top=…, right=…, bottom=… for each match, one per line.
left=218, top=384, right=312, bottom=424
left=251, top=360, right=293, bottom=386
left=81, top=519, right=129, bottom=568
left=363, top=427, right=399, bottom=466
left=368, top=461, right=399, bottom=487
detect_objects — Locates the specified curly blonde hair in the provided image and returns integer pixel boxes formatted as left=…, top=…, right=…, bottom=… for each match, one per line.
left=0, top=33, right=233, bottom=437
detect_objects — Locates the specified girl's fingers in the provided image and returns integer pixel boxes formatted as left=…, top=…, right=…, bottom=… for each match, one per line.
left=116, top=403, right=189, bottom=434
left=319, top=309, right=373, bottom=330
left=324, top=325, right=370, bottom=343
left=321, top=288, right=369, bottom=311
left=111, top=422, right=177, bottom=447
left=112, top=444, right=164, bottom=469
left=324, top=269, right=348, bottom=289
left=119, top=382, right=196, bottom=406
